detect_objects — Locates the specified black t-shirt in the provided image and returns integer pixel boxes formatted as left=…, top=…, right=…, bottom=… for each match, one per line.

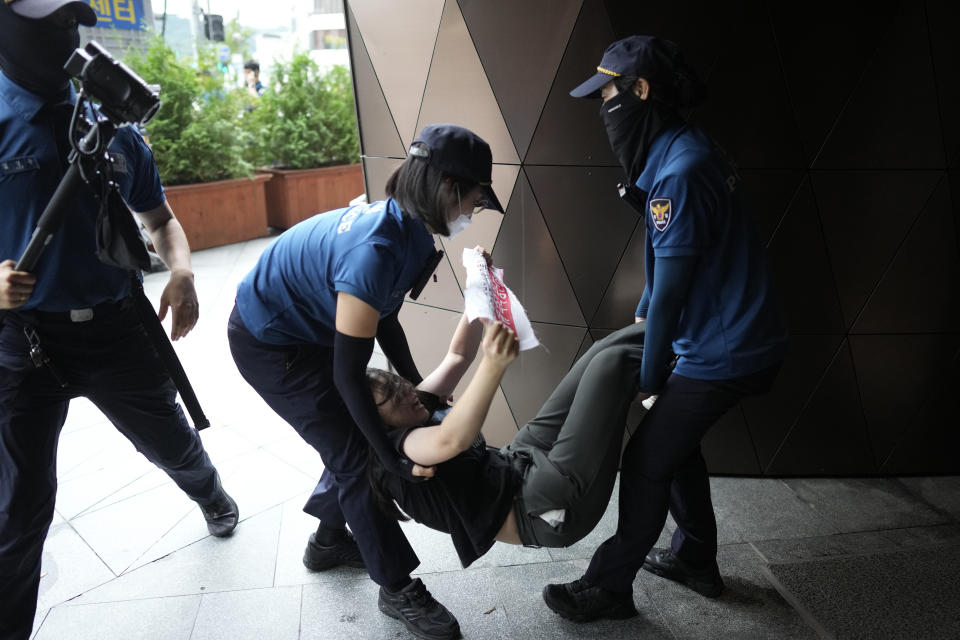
left=374, top=427, right=521, bottom=568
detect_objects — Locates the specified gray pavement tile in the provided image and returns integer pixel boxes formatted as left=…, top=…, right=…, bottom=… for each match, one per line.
left=191, top=586, right=302, bottom=640
left=898, top=475, right=960, bottom=520
left=299, top=574, right=408, bottom=640
left=497, top=560, right=674, bottom=639
left=641, top=543, right=817, bottom=640
left=69, top=482, right=197, bottom=575
left=711, top=477, right=842, bottom=544
left=753, top=523, right=960, bottom=564
left=783, top=477, right=951, bottom=533
left=546, top=476, right=622, bottom=563
left=37, top=520, right=116, bottom=610
left=71, top=505, right=282, bottom=604
left=34, top=594, right=201, bottom=640
left=763, top=545, right=960, bottom=640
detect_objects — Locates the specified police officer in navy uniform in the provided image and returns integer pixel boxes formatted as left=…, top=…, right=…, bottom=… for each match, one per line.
left=542, top=36, right=788, bottom=622
left=228, top=123, right=503, bottom=640
left=0, top=3, right=238, bottom=638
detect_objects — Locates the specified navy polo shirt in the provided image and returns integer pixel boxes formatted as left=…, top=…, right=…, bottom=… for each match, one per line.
left=0, top=73, right=165, bottom=311
left=636, top=121, right=787, bottom=380
left=236, top=198, right=436, bottom=346
left=0, top=72, right=165, bottom=311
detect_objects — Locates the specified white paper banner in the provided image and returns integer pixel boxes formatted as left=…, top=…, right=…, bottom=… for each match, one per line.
left=462, top=248, right=540, bottom=351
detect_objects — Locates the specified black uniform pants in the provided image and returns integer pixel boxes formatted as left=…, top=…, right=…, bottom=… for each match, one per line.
left=0, top=302, right=221, bottom=640
left=227, top=304, right=419, bottom=587
left=584, top=356, right=780, bottom=593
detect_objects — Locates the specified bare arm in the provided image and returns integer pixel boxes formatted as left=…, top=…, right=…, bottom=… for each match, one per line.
left=135, top=201, right=198, bottom=340
left=402, top=322, right=518, bottom=466
left=416, top=314, right=484, bottom=399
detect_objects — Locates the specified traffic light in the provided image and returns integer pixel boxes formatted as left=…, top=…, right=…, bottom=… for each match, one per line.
left=203, top=14, right=225, bottom=41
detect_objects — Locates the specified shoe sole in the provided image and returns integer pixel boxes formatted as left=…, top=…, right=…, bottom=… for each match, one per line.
left=642, top=562, right=724, bottom=598
left=301, top=549, right=365, bottom=572
left=541, top=587, right=638, bottom=623
left=377, top=598, right=462, bottom=640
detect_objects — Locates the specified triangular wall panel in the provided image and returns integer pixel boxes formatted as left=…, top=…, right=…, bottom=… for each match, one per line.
left=499, top=322, right=587, bottom=429
left=686, top=23, right=805, bottom=169
left=927, top=0, right=960, bottom=168
left=591, top=221, right=645, bottom=329
left=524, top=0, right=617, bottom=166
left=360, top=156, right=403, bottom=202
left=345, top=5, right=405, bottom=158
left=738, top=170, right=806, bottom=248
left=742, top=334, right=845, bottom=471
left=765, top=339, right=876, bottom=475
left=811, top=170, right=942, bottom=329
left=850, top=334, right=960, bottom=465
left=881, top=348, right=960, bottom=474
left=853, top=176, right=960, bottom=332
left=765, top=178, right=846, bottom=334
left=458, top=0, right=582, bottom=160
left=348, top=0, right=444, bottom=147
left=491, top=170, right=585, bottom=326
left=416, top=0, right=519, bottom=164
left=770, top=3, right=899, bottom=165
left=526, top=165, right=638, bottom=322
left=813, top=2, right=944, bottom=169
left=404, top=248, right=463, bottom=312
left=701, top=406, right=762, bottom=476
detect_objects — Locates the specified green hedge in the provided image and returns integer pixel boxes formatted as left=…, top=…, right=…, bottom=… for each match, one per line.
left=124, top=39, right=359, bottom=185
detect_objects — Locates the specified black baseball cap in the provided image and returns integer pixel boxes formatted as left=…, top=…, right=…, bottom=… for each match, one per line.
left=570, top=35, right=680, bottom=99
left=5, top=0, right=97, bottom=25
left=409, top=124, right=504, bottom=213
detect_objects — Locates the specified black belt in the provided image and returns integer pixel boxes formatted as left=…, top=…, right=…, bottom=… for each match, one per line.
left=30, top=298, right=129, bottom=324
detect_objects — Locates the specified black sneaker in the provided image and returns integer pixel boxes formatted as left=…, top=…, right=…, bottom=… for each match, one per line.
left=302, top=530, right=366, bottom=571
left=199, top=490, right=239, bottom=537
left=377, top=578, right=461, bottom=640
left=642, top=547, right=724, bottom=597
left=542, top=578, right=638, bottom=623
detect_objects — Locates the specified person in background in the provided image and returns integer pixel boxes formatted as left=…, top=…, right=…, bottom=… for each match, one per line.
left=0, top=3, right=238, bottom=639
left=541, top=35, right=788, bottom=623
left=244, top=59, right=264, bottom=97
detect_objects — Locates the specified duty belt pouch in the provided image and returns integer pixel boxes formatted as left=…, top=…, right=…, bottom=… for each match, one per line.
left=96, top=187, right=151, bottom=271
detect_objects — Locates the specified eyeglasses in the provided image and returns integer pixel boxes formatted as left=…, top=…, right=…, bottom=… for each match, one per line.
left=472, top=198, right=492, bottom=214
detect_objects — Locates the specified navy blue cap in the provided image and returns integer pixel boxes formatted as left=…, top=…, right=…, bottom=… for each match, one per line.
left=410, top=124, right=504, bottom=213
left=570, top=35, right=680, bottom=99
left=6, top=0, right=97, bottom=25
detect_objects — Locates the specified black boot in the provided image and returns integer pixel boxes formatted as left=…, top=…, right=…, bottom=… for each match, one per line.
left=542, top=578, right=638, bottom=623
left=642, top=547, right=724, bottom=597
left=378, top=578, right=461, bottom=640
left=199, top=489, right=239, bottom=537
left=302, top=523, right=365, bottom=571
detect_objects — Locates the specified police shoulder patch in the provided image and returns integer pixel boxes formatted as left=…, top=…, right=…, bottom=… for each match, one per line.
left=649, top=197, right=672, bottom=232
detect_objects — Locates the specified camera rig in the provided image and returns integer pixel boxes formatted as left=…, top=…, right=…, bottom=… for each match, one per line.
left=10, top=42, right=209, bottom=430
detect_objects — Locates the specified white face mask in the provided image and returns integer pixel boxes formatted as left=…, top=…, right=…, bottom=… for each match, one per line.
left=446, top=212, right=472, bottom=238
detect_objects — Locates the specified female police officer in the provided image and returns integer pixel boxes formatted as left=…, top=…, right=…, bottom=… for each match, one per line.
left=541, top=36, right=788, bottom=622
left=228, top=124, right=503, bottom=640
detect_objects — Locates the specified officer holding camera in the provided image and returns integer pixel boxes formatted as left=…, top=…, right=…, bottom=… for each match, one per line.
left=0, top=3, right=238, bottom=638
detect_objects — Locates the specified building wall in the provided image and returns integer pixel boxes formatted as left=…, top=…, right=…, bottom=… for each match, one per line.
left=344, top=0, right=960, bottom=475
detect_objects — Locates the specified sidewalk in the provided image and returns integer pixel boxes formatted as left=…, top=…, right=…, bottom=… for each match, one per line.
left=30, top=236, right=960, bottom=639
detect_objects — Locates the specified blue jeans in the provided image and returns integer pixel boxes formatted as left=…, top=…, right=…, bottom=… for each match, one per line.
left=0, top=302, right=221, bottom=640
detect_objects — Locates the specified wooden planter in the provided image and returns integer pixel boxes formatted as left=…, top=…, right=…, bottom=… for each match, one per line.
left=164, top=173, right=271, bottom=251
left=263, top=163, right=364, bottom=229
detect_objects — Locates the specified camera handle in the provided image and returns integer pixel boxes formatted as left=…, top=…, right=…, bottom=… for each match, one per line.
left=16, top=121, right=114, bottom=271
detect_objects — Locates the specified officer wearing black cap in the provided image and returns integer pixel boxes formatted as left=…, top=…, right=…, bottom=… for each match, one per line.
left=541, top=36, right=788, bottom=622
left=228, top=123, right=503, bottom=640
left=0, top=2, right=238, bottom=638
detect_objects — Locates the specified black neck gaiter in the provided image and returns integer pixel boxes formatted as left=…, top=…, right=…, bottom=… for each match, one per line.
left=600, top=90, right=678, bottom=185
left=0, top=4, right=80, bottom=97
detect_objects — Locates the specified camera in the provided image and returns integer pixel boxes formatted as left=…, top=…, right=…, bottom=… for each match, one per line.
left=64, top=41, right=160, bottom=127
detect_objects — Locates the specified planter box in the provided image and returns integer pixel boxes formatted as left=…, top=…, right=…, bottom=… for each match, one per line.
left=164, top=174, right=271, bottom=251
left=263, top=163, right=364, bottom=229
